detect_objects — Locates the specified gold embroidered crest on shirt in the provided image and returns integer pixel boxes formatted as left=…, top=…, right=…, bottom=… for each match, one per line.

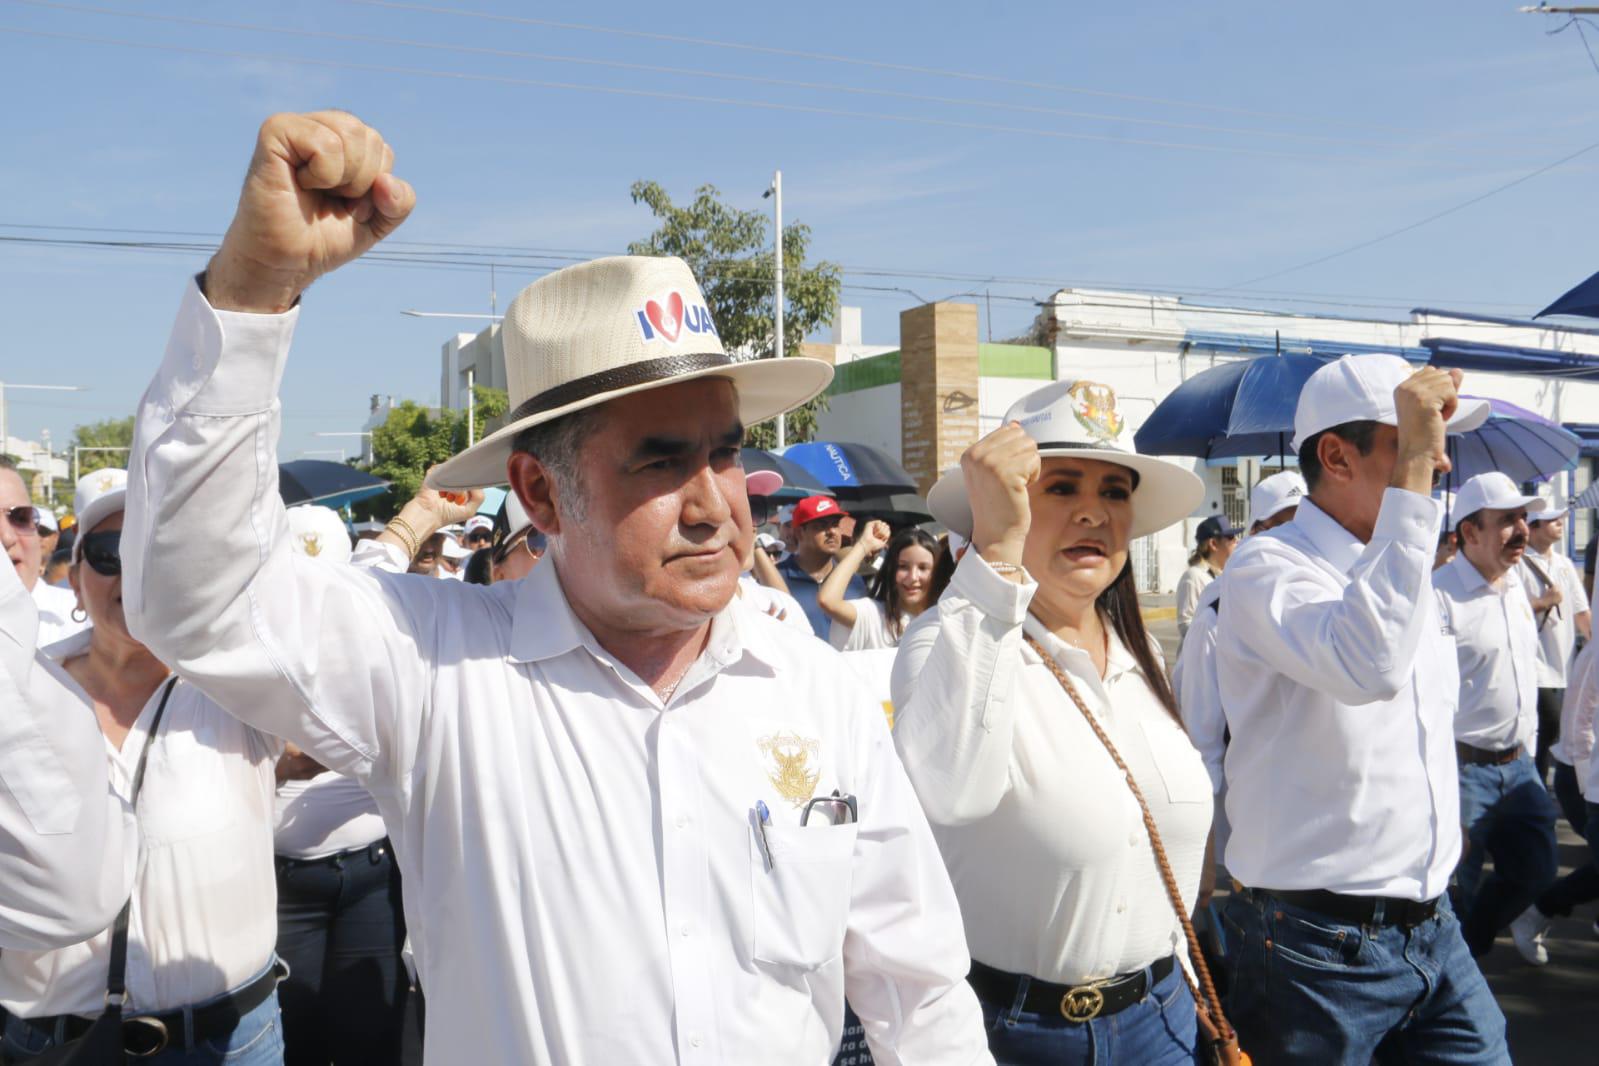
left=300, top=533, right=322, bottom=557
left=758, top=732, right=820, bottom=808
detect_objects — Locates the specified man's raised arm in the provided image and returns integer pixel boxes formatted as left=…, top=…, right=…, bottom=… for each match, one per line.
left=123, top=112, right=424, bottom=781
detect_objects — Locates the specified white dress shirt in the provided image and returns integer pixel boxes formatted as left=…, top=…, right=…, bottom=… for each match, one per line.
left=121, top=280, right=989, bottom=1066
left=1174, top=562, right=1216, bottom=640
left=829, top=598, right=907, bottom=652
left=1519, top=547, right=1590, bottom=689
left=1434, top=553, right=1540, bottom=752
left=0, top=562, right=134, bottom=951
left=1216, top=490, right=1461, bottom=901
left=0, top=629, right=281, bottom=1017
left=1172, top=580, right=1226, bottom=794
left=1559, top=641, right=1599, bottom=795
left=735, top=574, right=815, bottom=635
left=892, top=551, right=1212, bottom=985
left=31, top=580, right=87, bottom=648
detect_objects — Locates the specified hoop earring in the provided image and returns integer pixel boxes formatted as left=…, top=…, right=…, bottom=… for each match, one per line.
left=71, top=606, right=87, bottom=623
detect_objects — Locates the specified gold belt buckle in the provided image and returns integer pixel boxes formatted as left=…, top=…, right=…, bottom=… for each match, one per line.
left=1060, top=983, right=1106, bottom=1023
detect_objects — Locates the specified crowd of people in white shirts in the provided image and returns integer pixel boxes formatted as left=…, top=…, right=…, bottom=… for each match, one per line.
left=3, top=109, right=1596, bottom=1066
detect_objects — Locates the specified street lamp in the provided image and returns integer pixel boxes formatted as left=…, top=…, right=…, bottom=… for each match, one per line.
left=763, top=170, right=785, bottom=449
left=0, top=382, right=85, bottom=462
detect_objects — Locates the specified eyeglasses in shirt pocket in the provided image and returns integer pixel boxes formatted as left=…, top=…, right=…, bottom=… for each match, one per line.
left=748, top=820, right=857, bottom=971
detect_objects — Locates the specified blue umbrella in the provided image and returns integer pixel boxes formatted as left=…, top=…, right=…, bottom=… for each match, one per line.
left=1444, top=397, right=1580, bottom=488
left=741, top=448, right=833, bottom=502
left=279, top=459, right=390, bottom=510
left=781, top=441, right=919, bottom=499
left=1536, top=269, right=1599, bottom=319
left=1134, top=352, right=1327, bottom=459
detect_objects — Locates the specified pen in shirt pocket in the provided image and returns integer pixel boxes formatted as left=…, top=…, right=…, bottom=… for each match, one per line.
left=754, top=800, right=775, bottom=870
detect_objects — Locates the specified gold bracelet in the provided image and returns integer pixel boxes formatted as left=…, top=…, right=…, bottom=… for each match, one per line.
left=384, top=518, right=420, bottom=559
left=985, top=559, right=1029, bottom=580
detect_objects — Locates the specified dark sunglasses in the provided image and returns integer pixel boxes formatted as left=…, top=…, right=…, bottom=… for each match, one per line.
left=3, top=505, right=40, bottom=533
left=465, top=530, right=493, bottom=545
left=81, top=530, right=122, bottom=577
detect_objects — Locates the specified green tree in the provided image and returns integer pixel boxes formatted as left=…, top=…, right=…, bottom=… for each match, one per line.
left=71, top=416, right=134, bottom=479
left=363, top=386, right=508, bottom=517
left=628, top=181, right=841, bottom=450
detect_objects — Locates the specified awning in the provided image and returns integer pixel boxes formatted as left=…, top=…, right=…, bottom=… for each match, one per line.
left=1564, top=422, right=1599, bottom=457
left=1422, top=338, right=1599, bottom=381
left=1180, top=330, right=1428, bottom=362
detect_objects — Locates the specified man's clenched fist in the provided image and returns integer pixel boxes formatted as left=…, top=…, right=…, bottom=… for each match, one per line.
left=206, top=111, right=415, bottom=314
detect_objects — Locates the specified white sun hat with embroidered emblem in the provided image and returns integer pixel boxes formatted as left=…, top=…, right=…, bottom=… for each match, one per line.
left=427, top=256, right=834, bottom=490
left=286, top=505, right=353, bottom=565
left=71, top=467, right=128, bottom=555
left=927, top=379, right=1205, bottom=541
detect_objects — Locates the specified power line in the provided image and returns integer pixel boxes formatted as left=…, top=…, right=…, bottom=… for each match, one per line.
left=10, top=0, right=1403, bottom=151
left=0, top=25, right=1376, bottom=163
left=1202, top=136, right=1599, bottom=295
left=343, top=0, right=1416, bottom=136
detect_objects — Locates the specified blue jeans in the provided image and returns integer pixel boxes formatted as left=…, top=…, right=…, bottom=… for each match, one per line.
left=977, top=961, right=1198, bottom=1065
left=1456, top=756, right=1560, bottom=955
left=1, top=979, right=284, bottom=1064
left=274, top=840, right=411, bottom=1066
left=1222, top=892, right=1507, bottom=1065
left=1537, top=800, right=1599, bottom=917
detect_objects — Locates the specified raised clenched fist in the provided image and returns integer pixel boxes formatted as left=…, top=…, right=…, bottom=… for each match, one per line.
left=963, top=421, right=1040, bottom=562
left=860, top=520, right=892, bottom=554
left=206, top=111, right=416, bottom=314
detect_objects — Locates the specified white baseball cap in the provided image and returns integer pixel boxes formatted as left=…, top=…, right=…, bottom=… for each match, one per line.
left=34, top=507, right=57, bottom=533
left=71, top=468, right=128, bottom=560
left=441, top=535, right=473, bottom=561
left=1454, top=472, right=1548, bottom=524
left=928, top=378, right=1204, bottom=540
left=1530, top=483, right=1571, bottom=521
left=1249, top=471, right=1307, bottom=525
left=463, top=515, right=495, bottom=536
left=1290, top=355, right=1489, bottom=454
left=286, top=505, right=353, bottom=565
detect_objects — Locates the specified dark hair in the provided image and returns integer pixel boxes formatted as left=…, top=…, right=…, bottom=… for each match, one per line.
left=868, top=528, right=947, bottom=638
left=1297, top=419, right=1381, bottom=493
left=1455, top=512, right=1484, bottom=543
left=1101, top=561, right=1181, bottom=722
left=464, top=547, right=494, bottom=585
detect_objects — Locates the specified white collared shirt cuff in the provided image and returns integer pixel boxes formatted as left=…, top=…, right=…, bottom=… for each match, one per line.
left=1373, top=487, right=1441, bottom=550
left=949, top=550, right=1036, bottom=624
left=156, top=275, right=300, bottom=418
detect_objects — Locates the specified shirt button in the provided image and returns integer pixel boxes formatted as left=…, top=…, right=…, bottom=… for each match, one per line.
left=1129, top=832, right=1140, bottom=847
left=675, top=813, right=689, bottom=829
left=1117, top=900, right=1127, bottom=914
left=679, top=922, right=691, bottom=938
left=689, top=1033, right=704, bottom=1049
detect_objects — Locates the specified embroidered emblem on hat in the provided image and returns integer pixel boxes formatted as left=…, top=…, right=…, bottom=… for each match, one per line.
left=636, top=290, right=719, bottom=345
left=300, top=532, right=322, bottom=557
left=758, top=732, right=820, bottom=808
left=816, top=499, right=833, bottom=513
left=1286, top=486, right=1303, bottom=499
left=96, top=474, right=116, bottom=493
left=1068, top=381, right=1125, bottom=443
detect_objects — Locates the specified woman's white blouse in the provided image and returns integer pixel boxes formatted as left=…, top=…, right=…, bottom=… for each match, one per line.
left=891, top=551, right=1212, bottom=985
left=828, top=597, right=906, bottom=652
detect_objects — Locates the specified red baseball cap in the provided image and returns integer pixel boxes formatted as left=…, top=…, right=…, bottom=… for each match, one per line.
left=790, top=495, right=849, bottom=527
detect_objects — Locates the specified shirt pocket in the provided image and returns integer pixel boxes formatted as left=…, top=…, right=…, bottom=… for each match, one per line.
left=749, top=820, right=857, bottom=971
left=1137, top=716, right=1213, bottom=805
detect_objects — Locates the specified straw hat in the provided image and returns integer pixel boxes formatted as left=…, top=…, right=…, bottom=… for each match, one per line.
left=428, top=256, right=833, bottom=490
left=928, top=379, right=1204, bottom=540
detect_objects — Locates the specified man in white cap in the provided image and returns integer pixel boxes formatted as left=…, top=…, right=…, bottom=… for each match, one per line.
left=123, top=111, right=988, bottom=1065
left=1436, top=472, right=1560, bottom=964
left=1515, top=491, right=1591, bottom=784
left=34, top=507, right=59, bottom=571
left=1214, top=354, right=1508, bottom=1062
left=461, top=513, right=494, bottom=553
left=0, top=458, right=86, bottom=647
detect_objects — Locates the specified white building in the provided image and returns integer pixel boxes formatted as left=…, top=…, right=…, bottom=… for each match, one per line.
left=814, top=290, right=1599, bottom=593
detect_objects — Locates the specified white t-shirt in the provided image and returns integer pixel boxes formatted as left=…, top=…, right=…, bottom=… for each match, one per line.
left=828, top=597, right=908, bottom=652
left=1519, top=548, right=1591, bottom=689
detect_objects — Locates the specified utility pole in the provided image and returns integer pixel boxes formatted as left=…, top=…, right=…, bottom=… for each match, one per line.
left=764, top=170, right=785, bottom=450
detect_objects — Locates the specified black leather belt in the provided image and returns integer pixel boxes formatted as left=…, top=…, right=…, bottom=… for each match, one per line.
left=1254, top=888, right=1440, bottom=929
left=21, top=960, right=283, bottom=1058
left=968, top=955, right=1175, bottom=1024
left=1456, top=742, right=1523, bottom=767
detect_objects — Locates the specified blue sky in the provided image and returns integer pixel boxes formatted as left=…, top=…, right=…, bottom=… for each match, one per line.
left=4, top=0, right=1599, bottom=463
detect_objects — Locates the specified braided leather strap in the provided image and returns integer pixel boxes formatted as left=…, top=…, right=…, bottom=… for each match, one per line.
left=1024, top=635, right=1244, bottom=1065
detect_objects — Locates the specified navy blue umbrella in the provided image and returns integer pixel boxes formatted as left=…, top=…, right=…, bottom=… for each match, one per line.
left=279, top=460, right=390, bottom=510
left=1536, top=269, right=1599, bottom=319
left=781, top=442, right=919, bottom=500
left=740, top=448, right=833, bottom=502
left=1134, top=352, right=1327, bottom=460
